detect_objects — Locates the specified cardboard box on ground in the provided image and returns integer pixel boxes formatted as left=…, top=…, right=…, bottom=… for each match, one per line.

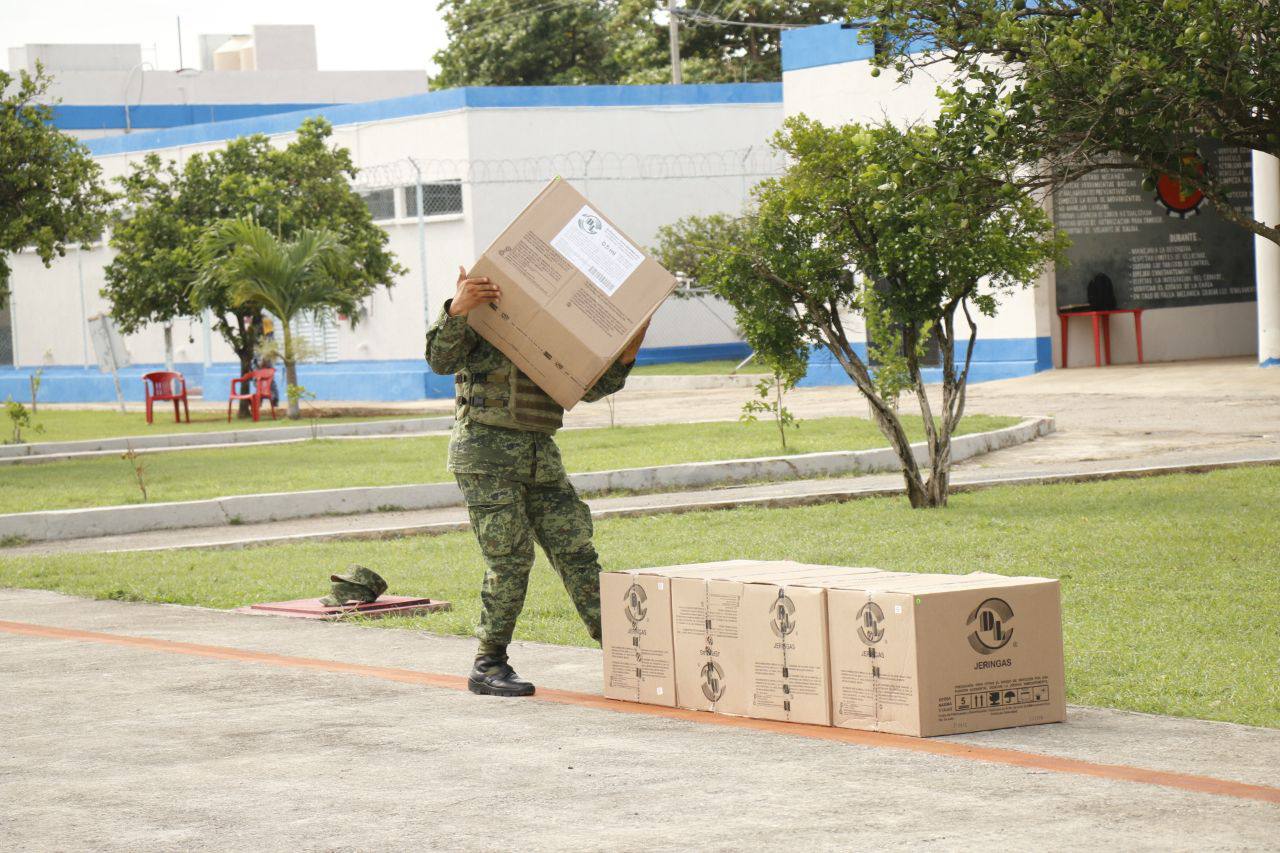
left=467, top=178, right=677, bottom=409
left=601, top=561, right=1066, bottom=737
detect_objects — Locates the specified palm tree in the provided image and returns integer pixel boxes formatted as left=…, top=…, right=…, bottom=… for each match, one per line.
left=199, top=218, right=352, bottom=419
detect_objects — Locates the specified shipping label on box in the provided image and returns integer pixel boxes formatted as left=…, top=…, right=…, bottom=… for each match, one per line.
left=741, top=582, right=831, bottom=726
left=600, top=571, right=676, bottom=706
left=468, top=178, right=677, bottom=409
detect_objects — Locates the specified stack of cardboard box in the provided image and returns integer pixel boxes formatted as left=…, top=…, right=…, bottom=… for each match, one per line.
left=601, top=561, right=1066, bottom=737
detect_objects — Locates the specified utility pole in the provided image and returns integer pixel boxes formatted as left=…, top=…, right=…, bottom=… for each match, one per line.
left=668, top=0, right=682, bottom=84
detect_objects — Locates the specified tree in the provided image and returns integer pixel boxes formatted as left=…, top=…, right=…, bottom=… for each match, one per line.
left=432, top=0, right=615, bottom=88
left=848, top=0, right=1280, bottom=247
left=430, top=0, right=847, bottom=88
left=0, top=66, right=112, bottom=307
left=199, top=219, right=351, bottom=420
left=657, top=112, right=1066, bottom=507
left=104, top=118, right=404, bottom=416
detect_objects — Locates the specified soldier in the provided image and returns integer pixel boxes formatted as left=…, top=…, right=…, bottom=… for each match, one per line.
left=426, top=265, right=649, bottom=697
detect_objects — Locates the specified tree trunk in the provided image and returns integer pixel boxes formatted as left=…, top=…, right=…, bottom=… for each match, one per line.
left=283, top=322, right=301, bottom=420
left=811, top=308, right=932, bottom=507
left=774, top=375, right=786, bottom=450
left=232, top=312, right=260, bottom=420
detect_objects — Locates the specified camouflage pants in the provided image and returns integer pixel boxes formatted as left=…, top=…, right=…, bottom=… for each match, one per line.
left=455, top=473, right=602, bottom=654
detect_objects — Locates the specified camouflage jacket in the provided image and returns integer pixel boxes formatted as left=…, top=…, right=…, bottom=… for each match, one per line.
left=425, top=301, right=632, bottom=478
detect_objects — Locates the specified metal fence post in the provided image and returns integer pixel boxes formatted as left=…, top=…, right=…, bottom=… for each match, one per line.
left=409, top=157, right=430, bottom=331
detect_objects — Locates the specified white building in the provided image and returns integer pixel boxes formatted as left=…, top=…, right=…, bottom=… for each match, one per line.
left=781, top=22, right=1279, bottom=382
left=10, top=25, right=428, bottom=140
left=1, top=83, right=783, bottom=402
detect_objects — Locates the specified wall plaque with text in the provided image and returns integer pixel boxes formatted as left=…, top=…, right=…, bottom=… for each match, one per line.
left=1053, top=143, right=1255, bottom=310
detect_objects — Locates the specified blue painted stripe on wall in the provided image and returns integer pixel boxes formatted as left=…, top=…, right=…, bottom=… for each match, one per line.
left=0, top=343, right=753, bottom=403
left=84, top=83, right=782, bottom=157
left=781, top=23, right=874, bottom=72
left=798, top=336, right=1054, bottom=388
left=632, top=341, right=750, bottom=366
left=52, top=103, right=336, bottom=130
left=781, top=22, right=935, bottom=73
left=806, top=336, right=1048, bottom=364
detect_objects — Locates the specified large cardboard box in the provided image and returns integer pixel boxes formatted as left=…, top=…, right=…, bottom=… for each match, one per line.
left=601, top=563, right=1065, bottom=737
left=668, top=563, right=826, bottom=717
left=468, top=178, right=677, bottom=409
left=607, top=561, right=837, bottom=717
left=739, top=579, right=832, bottom=725
left=824, top=574, right=1066, bottom=736
left=611, top=562, right=882, bottom=719
left=600, top=569, right=677, bottom=706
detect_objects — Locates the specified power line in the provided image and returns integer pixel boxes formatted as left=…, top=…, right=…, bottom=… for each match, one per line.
left=673, top=8, right=805, bottom=30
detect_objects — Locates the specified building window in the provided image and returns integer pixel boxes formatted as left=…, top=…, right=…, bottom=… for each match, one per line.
left=403, top=180, right=463, bottom=218
left=293, top=309, right=341, bottom=363
left=360, top=188, right=396, bottom=222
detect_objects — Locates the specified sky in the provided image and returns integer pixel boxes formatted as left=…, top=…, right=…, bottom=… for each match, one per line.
left=1, top=0, right=450, bottom=74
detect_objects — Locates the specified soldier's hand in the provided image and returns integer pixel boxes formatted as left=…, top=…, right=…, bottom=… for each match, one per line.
left=619, top=319, right=650, bottom=364
left=448, top=265, right=501, bottom=317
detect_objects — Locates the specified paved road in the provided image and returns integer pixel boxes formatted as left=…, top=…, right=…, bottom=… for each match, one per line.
left=1, top=589, right=1276, bottom=851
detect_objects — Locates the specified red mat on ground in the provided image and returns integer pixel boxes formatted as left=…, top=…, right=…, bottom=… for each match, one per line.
left=238, top=596, right=451, bottom=620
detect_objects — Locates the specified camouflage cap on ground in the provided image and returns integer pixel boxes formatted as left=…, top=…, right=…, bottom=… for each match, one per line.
left=319, top=564, right=388, bottom=607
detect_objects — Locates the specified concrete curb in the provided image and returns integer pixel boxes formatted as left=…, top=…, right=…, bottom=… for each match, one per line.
left=0, top=416, right=456, bottom=462
left=0, top=417, right=1052, bottom=543
left=570, top=416, right=1054, bottom=494
left=623, top=374, right=768, bottom=390
left=53, top=453, right=1280, bottom=555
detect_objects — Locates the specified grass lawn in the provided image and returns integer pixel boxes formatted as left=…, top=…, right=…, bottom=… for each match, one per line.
left=3, top=466, right=1276, bottom=727
left=15, top=409, right=432, bottom=444
left=0, top=414, right=1016, bottom=513
left=630, top=359, right=750, bottom=375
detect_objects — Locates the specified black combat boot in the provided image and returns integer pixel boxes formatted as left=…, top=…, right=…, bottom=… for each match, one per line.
left=468, top=653, right=536, bottom=697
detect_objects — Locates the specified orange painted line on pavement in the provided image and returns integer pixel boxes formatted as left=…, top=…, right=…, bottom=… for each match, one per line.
left=3, top=618, right=1277, bottom=806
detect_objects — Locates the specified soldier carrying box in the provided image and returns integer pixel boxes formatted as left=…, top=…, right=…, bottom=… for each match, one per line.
left=426, top=265, right=649, bottom=697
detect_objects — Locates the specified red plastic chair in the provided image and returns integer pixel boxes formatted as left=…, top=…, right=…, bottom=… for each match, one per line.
left=227, top=367, right=278, bottom=422
left=143, top=371, right=190, bottom=425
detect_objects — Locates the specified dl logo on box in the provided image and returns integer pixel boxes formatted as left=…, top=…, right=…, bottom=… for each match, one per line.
left=967, top=597, right=1014, bottom=654
left=624, top=583, right=648, bottom=626
left=770, top=591, right=796, bottom=638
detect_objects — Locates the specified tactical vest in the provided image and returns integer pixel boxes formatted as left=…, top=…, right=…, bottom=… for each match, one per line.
left=455, top=367, right=564, bottom=434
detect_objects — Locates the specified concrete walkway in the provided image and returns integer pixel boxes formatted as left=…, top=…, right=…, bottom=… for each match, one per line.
left=1, top=588, right=1275, bottom=850
left=0, top=418, right=1053, bottom=546
left=5, top=355, right=1277, bottom=555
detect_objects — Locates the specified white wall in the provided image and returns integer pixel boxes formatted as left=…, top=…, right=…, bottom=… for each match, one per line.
left=784, top=54, right=1262, bottom=364
left=783, top=60, right=949, bottom=125
left=9, top=43, right=141, bottom=72
left=465, top=103, right=782, bottom=351
left=42, top=69, right=428, bottom=107
left=250, top=26, right=318, bottom=72
left=8, top=98, right=777, bottom=371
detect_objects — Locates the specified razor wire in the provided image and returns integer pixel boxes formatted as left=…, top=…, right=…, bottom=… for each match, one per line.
left=350, top=147, right=787, bottom=194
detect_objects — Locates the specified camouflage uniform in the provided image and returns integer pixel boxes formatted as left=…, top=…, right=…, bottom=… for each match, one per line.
left=425, top=302, right=632, bottom=657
